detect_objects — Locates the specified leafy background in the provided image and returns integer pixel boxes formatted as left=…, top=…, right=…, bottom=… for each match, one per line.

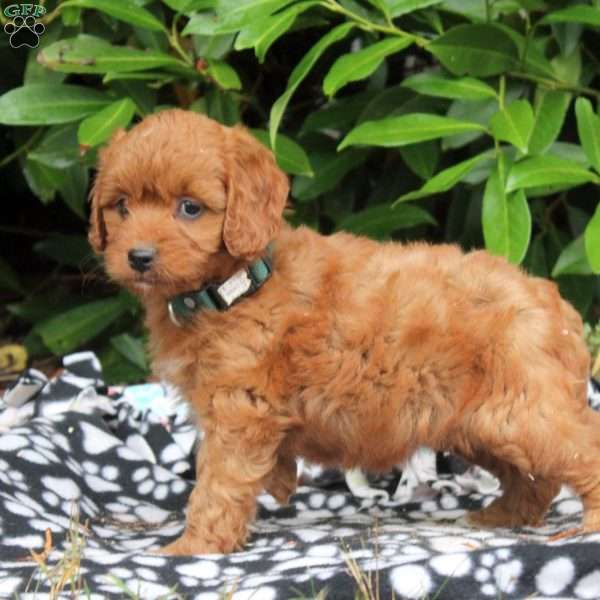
left=1, top=0, right=599, bottom=383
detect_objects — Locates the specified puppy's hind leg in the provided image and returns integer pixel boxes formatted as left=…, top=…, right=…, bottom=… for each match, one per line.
left=555, top=411, right=600, bottom=537
left=466, top=455, right=560, bottom=529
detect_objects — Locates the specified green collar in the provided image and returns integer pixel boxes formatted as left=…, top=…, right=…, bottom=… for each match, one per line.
left=167, top=251, right=273, bottom=326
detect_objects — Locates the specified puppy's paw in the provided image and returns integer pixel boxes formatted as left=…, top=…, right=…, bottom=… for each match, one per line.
left=153, top=534, right=223, bottom=556
left=345, top=469, right=389, bottom=501
left=265, top=476, right=296, bottom=505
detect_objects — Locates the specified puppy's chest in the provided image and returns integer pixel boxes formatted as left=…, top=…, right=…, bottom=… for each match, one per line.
left=153, top=356, right=192, bottom=389
left=148, top=328, right=203, bottom=396
left=150, top=316, right=274, bottom=396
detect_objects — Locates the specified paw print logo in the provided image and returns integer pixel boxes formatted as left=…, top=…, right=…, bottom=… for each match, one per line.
left=4, top=15, right=45, bottom=49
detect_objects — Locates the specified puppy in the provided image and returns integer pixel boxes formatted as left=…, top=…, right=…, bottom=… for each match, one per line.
left=90, top=109, right=595, bottom=555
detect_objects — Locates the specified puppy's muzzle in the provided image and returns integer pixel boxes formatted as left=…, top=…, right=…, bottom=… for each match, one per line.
left=128, top=247, right=157, bottom=273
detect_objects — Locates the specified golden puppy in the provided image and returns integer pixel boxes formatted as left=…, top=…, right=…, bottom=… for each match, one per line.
left=90, top=109, right=595, bottom=555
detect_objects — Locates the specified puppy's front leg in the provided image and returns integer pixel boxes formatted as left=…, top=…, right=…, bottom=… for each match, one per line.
left=160, top=389, right=286, bottom=555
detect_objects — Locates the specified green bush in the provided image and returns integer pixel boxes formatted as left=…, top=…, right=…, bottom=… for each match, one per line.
left=1, top=0, right=599, bottom=381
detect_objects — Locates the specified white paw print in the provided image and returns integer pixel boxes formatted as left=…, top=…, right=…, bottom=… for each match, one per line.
left=131, top=465, right=189, bottom=500
left=476, top=549, right=523, bottom=596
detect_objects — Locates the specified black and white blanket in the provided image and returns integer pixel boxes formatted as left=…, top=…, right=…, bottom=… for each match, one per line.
left=1, top=353, right=600, bottom=599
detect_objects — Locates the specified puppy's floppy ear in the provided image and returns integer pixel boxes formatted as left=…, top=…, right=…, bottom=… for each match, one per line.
left=88, top=182, right=107, bottom=253
left=223, top=125, right=289, bottom=260
left=88, top=128, right=127, bottom=253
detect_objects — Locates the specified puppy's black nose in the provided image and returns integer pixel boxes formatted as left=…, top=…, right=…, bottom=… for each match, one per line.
left=128, top=247, right=156, bottom=273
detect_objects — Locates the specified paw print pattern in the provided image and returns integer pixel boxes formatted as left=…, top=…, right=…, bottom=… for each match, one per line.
left=2, top=359, right=600, bottom=597
left=474, top=549, right=524, bottom=596
left=131, top=465, right=189, bottom=500
left=4, top=16, right=45, bottom=49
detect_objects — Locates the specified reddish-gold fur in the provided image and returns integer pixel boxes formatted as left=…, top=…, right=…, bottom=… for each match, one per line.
left=90, top=109, right=596, bottom=555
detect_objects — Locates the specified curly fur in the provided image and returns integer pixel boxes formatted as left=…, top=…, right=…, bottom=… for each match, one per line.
left=90, top=109, right=596, bottom=555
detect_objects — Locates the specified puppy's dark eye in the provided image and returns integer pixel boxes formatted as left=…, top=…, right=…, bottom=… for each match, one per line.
left=115, top=197, right=128, bottom=218
left=177, top=197, right=204, bottom=220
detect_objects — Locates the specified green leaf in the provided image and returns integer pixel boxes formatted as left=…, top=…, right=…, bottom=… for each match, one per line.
left=443, top=96, right=502, bottom=150
left=489, top=100, right=534, bottom=154
left=339, top=113, right=487, bottom=149
left=399, top=141, right=439, bottom=179
left=35, top=296, right=130, bottom=355
left=192, top=31, right=235, bottom=59
left=336, top=203, right=437, bottom=239
left=482, top=166, right=531, bottom=264
left=109, top=79, right=157, bottom=117
left=78, top=98, right=136, bottom=148
left=395, top=151, right=491, bottom=203
left=494, top=24, right=555, bottom=79
left=302, top=91, right=377, bottom=133
left=552, top=236, right=593, bottom=277
left=542, top=6, right=600, bottom=29
left=0, top=257, right=24, bottom=295
left=7, top=294, right=83, bottom=324
left=163, top=0, right=215, bottom=11
left=24, top=129, right=88, bottom=220
left=61, top=0, right=167, bottom=31
left=402, top=72, right=497, bottom=101
left=203, top=88, right=240, bottom=125
left=28, top=124, right=80, bottom=168
left=235, top=1, right=317, bottom=62
left=33, top=234, right=92, bottom=268
left=528, top=90, right=571, bottom=156
left=428, top=24, right=519, bottom=77
left=23, top=159, right=63, bottom=203
left=38, top=35, right=184, bottom=74
left=551, top=48, right=581, bottom=86
left=204, top=59, right=242, bottom=90
left=557, top=275, right=595, bottom=317
left=59, top=164, right=90, bottom=219
left=24, top=20, right=67, bottom=86
left=549, top=142, right=590, bottom=168
left=385, top=0, right=442, bottom=17
left=575, top=97, right=600, bottom=174
left=567, top=204, right=590, bottom=238
left=438, top=0, right=486, bottom=20
left=323, top=37, right=412, bottom=98
left=216, top=0, right=293, bottom=31
left=134, top=22, right=170, bottom=53
left=292, top=149, right=368, bottom=201
left=99, top=347, right=147, bottom=385
left=103, top=72, right=174, bottom=83
left=111, top=334, right=148, bottom=371
left=61, top=6, right=82, bottom=26
left=269, top=22, right=354, bottom=148
left=523, top=233, right=548, bottom=277
left=506, top=156, right=599, bottom=192
left=181, top=12, right=220, bottom=35
left=0, top=84, right=111, bottom=125
left=366, top=0, right=391, bottom=20
left=251, top=129, right=312, bottom=177
left=553, top=21, right=583, bottom=58
left=585, top=202, right=600, bottom=273
left=357, top=85, right=413, bottom=123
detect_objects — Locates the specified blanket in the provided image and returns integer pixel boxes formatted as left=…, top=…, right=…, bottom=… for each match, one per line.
left=1, top=352, right=600, bottom=599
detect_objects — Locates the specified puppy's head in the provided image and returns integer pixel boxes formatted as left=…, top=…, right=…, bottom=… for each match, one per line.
left=89, top=109, right=288, bottom=297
